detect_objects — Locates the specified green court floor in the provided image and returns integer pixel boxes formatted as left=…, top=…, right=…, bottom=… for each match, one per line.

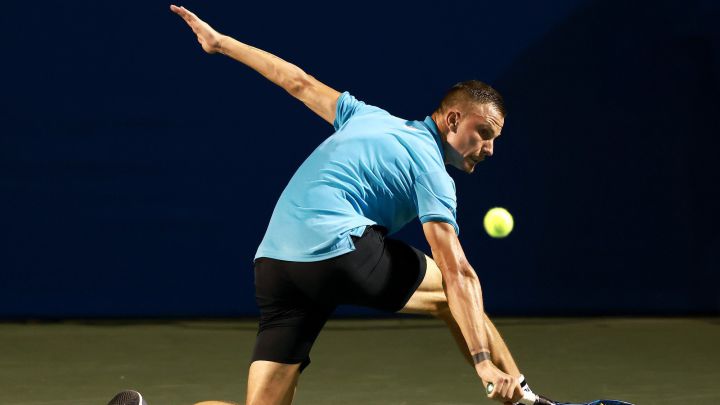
left=1, top=317, right=718, bottom=404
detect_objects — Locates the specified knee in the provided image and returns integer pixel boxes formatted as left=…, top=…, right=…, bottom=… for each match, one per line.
left=429, top=301, right=451, bottom=320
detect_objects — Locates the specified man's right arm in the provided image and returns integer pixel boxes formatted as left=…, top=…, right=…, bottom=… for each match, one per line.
left=422, top=221, right=522, bottom=403
left=170, top=5, right=341, bottom=125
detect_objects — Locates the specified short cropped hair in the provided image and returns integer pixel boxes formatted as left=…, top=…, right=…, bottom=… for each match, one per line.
left=437, top=80, right=506, bottom=117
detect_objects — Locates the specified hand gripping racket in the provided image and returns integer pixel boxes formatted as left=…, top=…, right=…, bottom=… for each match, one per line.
left=486, top=382, right=634, bottom=405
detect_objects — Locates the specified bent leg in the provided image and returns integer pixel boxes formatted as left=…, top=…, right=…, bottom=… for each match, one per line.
left=245, top=360, right=301, bottom=405
left=400, top=255, right=520, bottom=376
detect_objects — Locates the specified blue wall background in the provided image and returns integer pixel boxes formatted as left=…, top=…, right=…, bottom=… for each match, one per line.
left=1, top=0, right=718, bottom=317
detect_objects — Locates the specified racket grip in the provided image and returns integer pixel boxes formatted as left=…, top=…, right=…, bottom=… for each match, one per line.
left=486, top=383, right=542, bottom=405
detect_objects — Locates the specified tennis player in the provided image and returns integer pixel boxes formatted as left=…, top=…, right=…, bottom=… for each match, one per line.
left=171, top=5, right=552, bottom=405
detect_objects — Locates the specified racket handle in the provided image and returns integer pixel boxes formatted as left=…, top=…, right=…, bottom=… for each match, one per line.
left=486, top=382, right=544, bottom=405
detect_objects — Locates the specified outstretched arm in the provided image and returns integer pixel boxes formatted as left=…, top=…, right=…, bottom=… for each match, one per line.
left=422, top=221, right=523, bottom=404
left=170, top=5, right=341, bottom=125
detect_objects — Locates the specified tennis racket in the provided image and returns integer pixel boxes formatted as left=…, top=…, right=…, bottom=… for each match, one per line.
left=486, top=382, right=634, bottom=405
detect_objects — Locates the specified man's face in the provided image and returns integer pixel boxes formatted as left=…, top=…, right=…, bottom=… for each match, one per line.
left=444, top=103, right=504, bottom=173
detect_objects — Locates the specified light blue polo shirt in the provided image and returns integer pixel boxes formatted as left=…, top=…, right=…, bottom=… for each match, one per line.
left=254, top=91, right=459, bottom=262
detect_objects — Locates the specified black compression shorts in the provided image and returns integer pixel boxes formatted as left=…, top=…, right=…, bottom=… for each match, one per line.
left=251, top=225, right=427, bottom=371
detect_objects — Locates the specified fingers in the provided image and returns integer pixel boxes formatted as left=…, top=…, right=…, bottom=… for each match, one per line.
left=500, top=377, right=512, bottom=400
left=170, top=4, right=196, bottom=24
left=182, top=6, right=200, bottom=20
left=169, top=4, right=185, bottom=17
left=170, top=4, right=204, bottom=38
left=504, top=376, right=519, bottom=402
left=487, top=375, right=517, bottom=403
left=511, top=381, right=525, bottom=403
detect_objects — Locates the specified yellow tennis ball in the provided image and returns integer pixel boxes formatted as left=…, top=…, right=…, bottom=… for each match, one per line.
left=483, top=207, right=514, bottom=238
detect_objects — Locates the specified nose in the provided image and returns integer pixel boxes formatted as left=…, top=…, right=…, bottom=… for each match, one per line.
left=483, top=140, right=494, bottom=157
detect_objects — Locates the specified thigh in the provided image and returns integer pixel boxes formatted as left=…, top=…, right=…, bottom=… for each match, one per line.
left=253, top=258, right=335, bottom=372
left=398, top=254, right=449, bottom=315
left=251, top=302, right=333, bottom=370
left=340, top=229, right=428, bottom=312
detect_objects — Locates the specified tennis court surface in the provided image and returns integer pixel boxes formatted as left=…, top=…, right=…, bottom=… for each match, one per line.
left=2, top=317, right=718, bottom=404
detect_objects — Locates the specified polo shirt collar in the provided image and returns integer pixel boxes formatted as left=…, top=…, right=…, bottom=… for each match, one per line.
left=421, top=116, right=445, bottom=162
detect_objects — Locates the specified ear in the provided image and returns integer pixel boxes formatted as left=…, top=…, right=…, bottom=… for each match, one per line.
left=446, top=110, right=461, bottom=133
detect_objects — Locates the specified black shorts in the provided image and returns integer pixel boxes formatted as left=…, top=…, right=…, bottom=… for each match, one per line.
left=251, top=225, right=427, bottom=371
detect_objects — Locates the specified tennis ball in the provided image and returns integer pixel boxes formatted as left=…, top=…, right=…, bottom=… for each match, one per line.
left=483, top=207, right=514, bottom=238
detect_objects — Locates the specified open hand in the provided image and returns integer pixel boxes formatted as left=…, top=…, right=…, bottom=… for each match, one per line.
left=170, top=4, right=223, bottom=54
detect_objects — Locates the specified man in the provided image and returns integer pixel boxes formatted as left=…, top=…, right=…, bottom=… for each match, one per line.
left=170, top=5, right=550, bottom=405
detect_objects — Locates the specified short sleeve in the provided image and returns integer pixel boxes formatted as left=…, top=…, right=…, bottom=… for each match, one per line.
left=414, top=171, right=460, bottom=235
left=333, top=91, right=373, bottom=131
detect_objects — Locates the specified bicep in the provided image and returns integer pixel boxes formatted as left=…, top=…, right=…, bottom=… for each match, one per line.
left=295, top=75, right=341, bottom=125
left=422, top=221, right=471, bottom=279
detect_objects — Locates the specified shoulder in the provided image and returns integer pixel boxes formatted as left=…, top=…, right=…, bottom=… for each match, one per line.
left=397, top=121, right=446, bottom=174
left=334, top=91, right=392, bottom=130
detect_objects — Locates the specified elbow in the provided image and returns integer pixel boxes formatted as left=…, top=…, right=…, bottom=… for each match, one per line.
left=455, top=257, right=478, bottom=280
left=284, top=72, right=311, bottom=98
left=460, top=266, right=478, bottom=281
left=458, top=266, right=479, bottom=284
left=445, top=263, right=479, bottom=287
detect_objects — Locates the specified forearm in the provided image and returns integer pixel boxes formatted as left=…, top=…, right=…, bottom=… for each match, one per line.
left=425, top=222, right=491, bottom=360
left=443, top=270, right=490, bottom=357
left=422, top=222, right=521, bottom=401
left=218, top=35, right=309, bottom=95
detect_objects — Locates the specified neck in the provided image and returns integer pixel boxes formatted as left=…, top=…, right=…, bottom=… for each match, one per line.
left=430, top=111, right=451, bottom=164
